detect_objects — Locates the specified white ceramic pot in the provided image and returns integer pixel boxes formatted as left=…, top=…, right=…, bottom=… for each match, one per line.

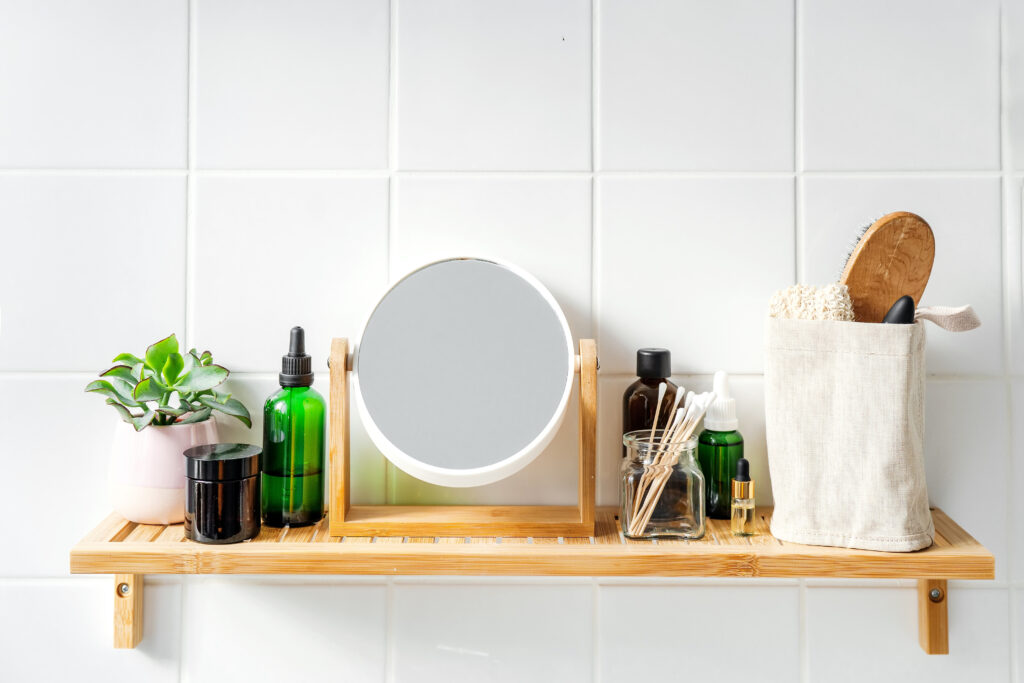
left=109, top=418, right=219, bottom=524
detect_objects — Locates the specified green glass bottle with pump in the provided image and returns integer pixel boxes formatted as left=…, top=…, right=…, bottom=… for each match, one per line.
left=262, top=327, right=325, bottom=527
left=698, top=371, right=744, bottom=520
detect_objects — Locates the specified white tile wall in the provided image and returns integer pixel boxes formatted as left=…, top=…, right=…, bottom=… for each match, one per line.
left=191, top=176, right=388, bottom=373
left=182, top=578, right=387, bottom=681
left=801, top=0, right=1000, bottom=171
left=1008, top=0, right=1024, bottom=170
left=2, top=0, right=1020, bottom=680
left=0, top=0, right=187, bottom=168
left=196, top=0, right=389, bottom=169
left=599, top=0, right=794, bottom=171
left=396, top=0, right=591, bottom=170
left=0, top=579, right=182, bottom=682
left=596, top=176, right=795, bottom=374
left=598, top=584, right=800, bottom=681
left=1010, top=175, right=1024, bottom=376
left=0, top=175, right=186, bottom=371
left=0, top=377, right=114, bottom=576
left=925, top=380, right=1010, bottom=580
left=391, top=582, right=593, bottom=682
left=1012, top=381, right=1023, bottom=584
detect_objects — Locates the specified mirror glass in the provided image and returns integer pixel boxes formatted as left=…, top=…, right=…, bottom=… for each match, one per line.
left=354, top=258, right=574, bottom=488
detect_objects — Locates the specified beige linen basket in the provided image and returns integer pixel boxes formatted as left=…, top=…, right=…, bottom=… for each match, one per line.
left=763, top=317, right=934, bottom=552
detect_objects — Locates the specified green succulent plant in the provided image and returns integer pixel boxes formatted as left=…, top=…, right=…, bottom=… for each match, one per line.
left=86, top=333, right=251, bottom=431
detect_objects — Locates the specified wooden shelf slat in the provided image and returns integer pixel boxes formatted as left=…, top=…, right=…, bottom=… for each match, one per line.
left=69, top=507, right=994, bottom=580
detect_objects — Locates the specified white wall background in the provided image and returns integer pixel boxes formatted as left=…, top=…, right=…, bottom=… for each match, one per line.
left=0, top=0, right=1021, bottom=681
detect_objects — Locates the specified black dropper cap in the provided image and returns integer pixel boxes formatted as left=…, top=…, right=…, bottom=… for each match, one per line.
left=280, top=326, right=313, bottom=387
left=636, top=348, right=671, bottom=379
left=735, top=458, right=750, bottom=482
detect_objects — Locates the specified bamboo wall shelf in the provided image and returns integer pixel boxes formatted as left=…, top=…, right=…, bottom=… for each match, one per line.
left=71, top=506, right=992, bottom=653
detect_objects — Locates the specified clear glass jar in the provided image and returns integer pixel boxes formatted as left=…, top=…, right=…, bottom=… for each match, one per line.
left=621, top=430, right=705, bottom=539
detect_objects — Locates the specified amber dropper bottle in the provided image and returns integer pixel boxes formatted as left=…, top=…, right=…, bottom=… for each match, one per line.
left=622, top=348, right=679, bottom=457
left=731, top=458, right=755, bottom=536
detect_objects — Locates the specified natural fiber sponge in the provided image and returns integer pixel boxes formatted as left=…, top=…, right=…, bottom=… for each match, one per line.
left=768, top=283, right=855, bottom=321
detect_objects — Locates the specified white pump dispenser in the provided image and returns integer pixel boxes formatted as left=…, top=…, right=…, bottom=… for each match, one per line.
left=704, top=371, right=738, bottom=431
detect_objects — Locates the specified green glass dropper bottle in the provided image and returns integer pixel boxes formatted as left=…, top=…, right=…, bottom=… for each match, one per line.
left=698, top=371, right=744, bottom=520
left=262, top=326, right=326, bottom=527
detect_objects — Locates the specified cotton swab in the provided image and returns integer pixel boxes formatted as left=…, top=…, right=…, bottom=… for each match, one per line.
left=646, top=382, right=667, bottom=446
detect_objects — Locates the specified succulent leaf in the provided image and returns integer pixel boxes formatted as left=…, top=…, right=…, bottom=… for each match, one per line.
left=144, top=334, right=179, bottom=374
left=175, top=364, right=228, bottom=392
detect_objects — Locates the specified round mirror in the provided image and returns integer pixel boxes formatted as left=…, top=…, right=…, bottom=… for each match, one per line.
left=353, top=258, right=574, bottom=488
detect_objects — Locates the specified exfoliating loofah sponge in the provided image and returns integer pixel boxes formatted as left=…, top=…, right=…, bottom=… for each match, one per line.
left=768, top=283, right=855, bottom=322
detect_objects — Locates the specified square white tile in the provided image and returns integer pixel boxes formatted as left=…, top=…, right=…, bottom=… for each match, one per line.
left=926, top=380, right=1008, bottom=580
left=0, top=579, right=181, bottom=682
left=801, top=176, right=1003, bottom=375
left=598, top=584, right=799, bottom=681
left=0, top=378, right=120, bottom=576
left=0, top=175, right=186, bottom=371
left=599, top=0, right=793, bottom=170
left=388, top=384, right=580, bottom=506
left=396, top=0, right=591, bottom=170
left=182, top=578, right=386, bottom=681
left=0, top=0, right=187, bottom=168
left=801, top=0, right=999, bottom=170
left=218, top=374, right=386, bottom=505
left=596, top=177, right=795, bottom=374
left=392, top=176, right=592, bottom=339
left=192, top=176, right=388, bottom=373
left=1008, top=0, right=1024, bottom=170
left=196, top=0, right=389, bottom=169
left=806, top=586, right=1010, bottom=681
left=391, top=583, right=592, bottom=683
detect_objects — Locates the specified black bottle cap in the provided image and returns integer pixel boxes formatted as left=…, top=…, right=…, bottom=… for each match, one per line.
left=280, top=326, right=314, bottom=387
left=636, top=348, right=671, bottom=379
left=735, top=458, right=750, bottom=482
left=185, top=443, right=261, bottom=481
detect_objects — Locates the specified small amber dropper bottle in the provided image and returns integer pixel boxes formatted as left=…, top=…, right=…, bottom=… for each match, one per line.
left=731, top=458, right=755, bottom=536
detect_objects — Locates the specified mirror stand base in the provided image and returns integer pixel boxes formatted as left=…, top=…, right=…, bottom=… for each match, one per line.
left=328, top=338, right=598, bottom=538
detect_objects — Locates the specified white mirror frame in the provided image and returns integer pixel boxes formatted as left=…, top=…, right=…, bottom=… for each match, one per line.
left=351, top=257, right=575, bottom=488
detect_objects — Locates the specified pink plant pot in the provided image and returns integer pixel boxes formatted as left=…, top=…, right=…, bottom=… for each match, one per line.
left=109, top=418, right=220, bottom=524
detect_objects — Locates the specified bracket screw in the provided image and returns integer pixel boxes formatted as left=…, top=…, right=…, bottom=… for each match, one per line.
left=929, top=587, right=944, bottom=602
left=118, top=582, right=130, bottom=596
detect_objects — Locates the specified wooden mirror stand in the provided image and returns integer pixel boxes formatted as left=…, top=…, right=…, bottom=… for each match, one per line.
left=328, top=338, right=597, bottom=537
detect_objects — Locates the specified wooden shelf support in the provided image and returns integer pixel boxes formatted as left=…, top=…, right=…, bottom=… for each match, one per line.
left=917, top=579, right=948, bottom=655
left=113, top=574, right=143, bottom=649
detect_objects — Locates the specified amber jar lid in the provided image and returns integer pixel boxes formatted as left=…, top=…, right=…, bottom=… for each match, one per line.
left=185, top=443, right=261, bottom=481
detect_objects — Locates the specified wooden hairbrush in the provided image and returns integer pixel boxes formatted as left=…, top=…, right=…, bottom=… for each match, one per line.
left=839, top=211, right=935, bottom=323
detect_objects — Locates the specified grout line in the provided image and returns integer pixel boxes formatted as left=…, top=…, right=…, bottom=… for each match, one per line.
left=793, top=0, right=803, bottom=285
left=792, top=0, right=801, bottom=175
left=590, top=0, right=599, bottom=349
left=383, top=0, right=400, bottom=504
left=591, top=0, right=599, bottom=174
left=184, top=0, right=198, bottom=351
left=0, top=168, right=1011, bottom=177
